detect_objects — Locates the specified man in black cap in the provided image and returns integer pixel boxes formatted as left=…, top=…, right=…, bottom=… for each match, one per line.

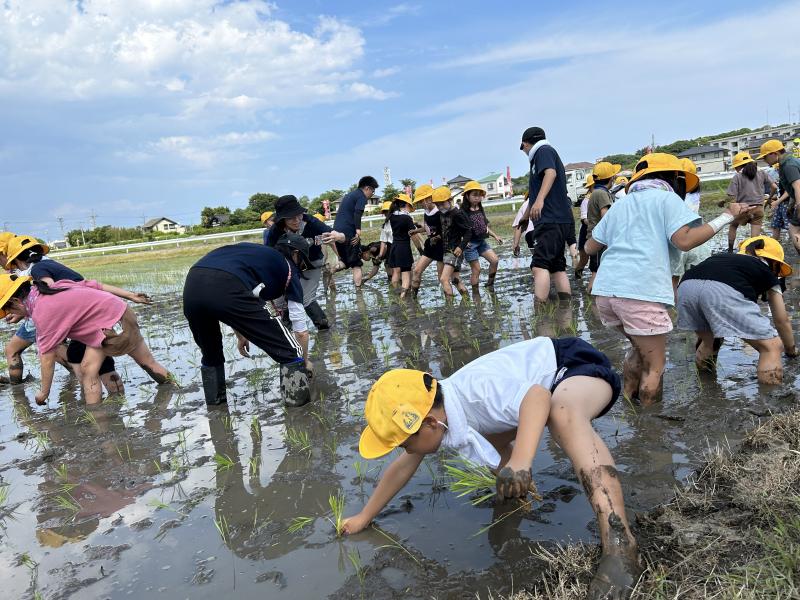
left=183, top=236, right=314, bottom=408
left=265, top=195, right=345, bottom=329
left=518, top=127, right=575, bottom=303
left=333, top=175, right=379, bottom=287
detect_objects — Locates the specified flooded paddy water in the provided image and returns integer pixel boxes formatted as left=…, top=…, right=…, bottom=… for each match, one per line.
left=1, top=240, right=798, bottom=599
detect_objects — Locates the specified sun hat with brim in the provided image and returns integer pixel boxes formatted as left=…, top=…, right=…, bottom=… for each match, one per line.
left=0, top=232, right=15, bottom=255
left=757, top=139, right=784, bottom=159
left=614, top=175, right=629, bottom=186
left=0, top=273, right=32, bottom=318
left=592, top=162, right=621, bottom=181
left=380, top=201, right=393, bottom=212
left=431, top=185, right=452, bottom=204
left=313, top=213, right=326, bottom=221
left=359, top=369, right=437, bottom=459
left=5, top=235, right=49, bottom=265
left=273, top=195, right=306, bottom=222
left=738, top=235, right=793, bottom=277
left=395, top=193, right=413, bottom=208
left=260, top=211, right=274, bottom=224
left=462, top=180, right=485, bottom=195
left=732, top=152, right=754, bottom=170
left=413, top=184, right=434, bottom=204
left=583, top=174, right=595, bottom=189
left=627, top=153, right=699, bottom=193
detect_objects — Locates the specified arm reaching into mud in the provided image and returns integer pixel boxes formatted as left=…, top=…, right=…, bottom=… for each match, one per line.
left=38, top=276, right=151, bottom=304
left=35, top=350, right=57, bottom=405
left=341, top=451, right=425, bottom=534
left=494, top=385, right=550, bottom=500
left=768, top=290, right=797, bottom=356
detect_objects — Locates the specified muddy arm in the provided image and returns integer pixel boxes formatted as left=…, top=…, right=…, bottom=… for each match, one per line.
left=768, top=290, right=797, bottom=355
left=35, top=350, right=57, bottom=405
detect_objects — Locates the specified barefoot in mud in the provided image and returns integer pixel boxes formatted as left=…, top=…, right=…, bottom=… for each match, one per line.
left=588, top=551, right=642, bottom=600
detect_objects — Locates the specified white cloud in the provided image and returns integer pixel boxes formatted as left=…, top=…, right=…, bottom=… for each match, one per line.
left=374, top=3, right=422, bottom=25
left=372, top=66, right=401, bottom=78
left=0, top=0, right=386, bottom=111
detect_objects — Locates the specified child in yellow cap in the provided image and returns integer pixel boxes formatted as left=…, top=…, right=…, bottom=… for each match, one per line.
left=676, top=235, right=797, bottom=383
left=342, top=337, right=641, bottom=600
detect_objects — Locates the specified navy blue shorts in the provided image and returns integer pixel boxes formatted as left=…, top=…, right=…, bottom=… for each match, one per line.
left=549, top=337, right=621, bottom=418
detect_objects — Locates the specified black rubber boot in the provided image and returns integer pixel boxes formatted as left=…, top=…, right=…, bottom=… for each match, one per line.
left=280, top=361, right=311, bottom=407
left=304, top=300, right=330, bottom=330
left=201, top=365, right=227, bottom=406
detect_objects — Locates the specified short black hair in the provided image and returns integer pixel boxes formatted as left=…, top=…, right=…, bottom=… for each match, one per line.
left=423, top=373, right=444, bottom=408
left=358, top=176, right=379, bottom=189
left=593, top=177, right=612, bottom=187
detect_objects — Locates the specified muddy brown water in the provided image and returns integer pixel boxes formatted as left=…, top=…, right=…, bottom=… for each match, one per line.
left=1, top=247, right=798, bottom=599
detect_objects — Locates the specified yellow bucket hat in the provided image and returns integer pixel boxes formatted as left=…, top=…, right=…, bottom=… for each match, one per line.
left=359, top=369, right=437, bottom=459
left=583, top=174, right=595, bottom=189
left=462, top=180, right=486, bottom=195
left=395, top=193, right=413, bottom=207
left=614, top=175, right=629, bottom=186
left=679, top=158, right=697, bottom=175
left=0, top=273, right=32, bottom=318
left=5, top=235, right=50, bottom=265
left=592, top=162, right=621, bottom=181
left=757, top=139, right=784, bottom=159
left=380, top=201, right=393, bottom=212
left=738, top=235, right=792, bottom=277
left=627, top=153, right=699, bottom=193
left=260, top=211, right=274, bottom=224
left=413, top=184, right=434, bottom=204
left=312, top=213, right=325, bottom=221
left=732, top=152, right=754, bottom=170
left=0, top=232, right=15, bottom=255
left=431, top=185, right=452, bottom=203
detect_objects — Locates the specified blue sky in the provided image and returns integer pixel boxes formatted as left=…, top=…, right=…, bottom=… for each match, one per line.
left=2, top=0, right=800, bottom=240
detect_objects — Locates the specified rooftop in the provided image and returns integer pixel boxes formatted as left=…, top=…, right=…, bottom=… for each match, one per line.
left=447, top=174, right=471, bottom=184
left=564, top=161, right=594, bottom=171
left=478, top=172, right=502, bottom=183
left=143, top=217, right=178, bottom=228
left=677, top=145, right=728, bottom=157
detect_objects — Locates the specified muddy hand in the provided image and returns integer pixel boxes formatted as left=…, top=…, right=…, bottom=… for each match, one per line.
left=587, top=552, right=642, bottom=600
left=495, top=466, right=532, bottom=500
left=340, top=513, right=369, bottom=535
left=132, top=293, right=152, bottom=304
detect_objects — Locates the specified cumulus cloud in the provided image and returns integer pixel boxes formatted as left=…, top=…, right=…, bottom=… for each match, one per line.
left=0, top=0, right=386, bottom=110
left=120, top=129, right=276, bottom=166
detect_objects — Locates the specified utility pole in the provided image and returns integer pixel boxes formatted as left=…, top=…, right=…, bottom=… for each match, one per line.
left=57, top=216, right=65, bottom=238
left=89, top=209, right=97, bottom=229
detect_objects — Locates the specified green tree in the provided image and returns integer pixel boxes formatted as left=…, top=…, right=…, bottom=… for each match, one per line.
left=247, top=193, right=279, bottom=214
left=399, top=178, right=416, bottom=195
left=381, top=184, right=400, bottom=203
left=200, top=206, right=231, bottom=228
left=229, top=207, right=260, bottom=226
left=309, top=189, right=344, bottom=215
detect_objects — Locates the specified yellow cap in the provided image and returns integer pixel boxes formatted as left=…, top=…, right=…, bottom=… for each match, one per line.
left=738, top=235, right=792, bottom=277
left=0, top=273, right=32, bottom=318
left=0, top=232, right=15, bottom=255
left=431, top=185, right=452, bottom=203
left=380, top=201, right=392, bottom=212
left=592, top=162, right=621, bottom=181
left=395, top=193, right=413, bottom=207
left=583, top=174, right=595, bottom=189
left=5, top=235, right=49, bottom=265
left=462, top=180, right=485, bottom=195
left=313, top=213, right=325, bottom=221
left=614, top=175, right=629, bottom=185
left=732, top=151, right=754, bottom=170
left=413, top=184, right=434, bottom=204
left=627, top=153, right=699, bottom=193
left=757, top=139, right=784, bottom=159
left=260, top=211, right=274, bottom=223
left=679, top=158, right=697, bottom=175
left=359, top=369, right=437, bottom=459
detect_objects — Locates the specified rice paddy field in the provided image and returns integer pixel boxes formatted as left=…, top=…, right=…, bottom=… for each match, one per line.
left=0, top=203, right=798, bottom=599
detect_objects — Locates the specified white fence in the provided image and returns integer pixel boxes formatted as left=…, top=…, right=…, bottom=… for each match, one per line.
left=51, top=196, right=527, bottom=259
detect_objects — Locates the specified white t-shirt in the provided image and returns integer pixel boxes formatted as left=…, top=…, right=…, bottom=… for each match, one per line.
left=579, top=197, right=589, bottom=221
left=379, top=220, right=393, bottom=244
left=512, top=203, right=535, bottom=234
left=439, top=338, right=559, bottom=466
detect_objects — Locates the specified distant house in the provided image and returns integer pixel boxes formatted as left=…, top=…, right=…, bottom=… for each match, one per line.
left=142, top=217, right=186, bottom=234
left=564, top=162, right=594, bottom=202
left=49, top=239, right=69, bottom=250
left=677, top=145, right=729, bottom=174
left=447, top=175, right=472, bottom=191
left=478, top=172, right=511, bottom=200
left=208, top=214, right=231, bottom=228
left=737, top=136, right=792, bottom=168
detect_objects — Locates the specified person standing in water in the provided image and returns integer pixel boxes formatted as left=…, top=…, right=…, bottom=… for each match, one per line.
left=461, top=181, right=503, bottom=288
left=333, top=176, right=380, bottom=288
left=387, top=194, right=424, bottom=298
left=725, top=152, right=777, bottom=252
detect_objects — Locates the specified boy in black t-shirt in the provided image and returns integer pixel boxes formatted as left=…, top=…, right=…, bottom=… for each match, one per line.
left=676, top=235, right=797, bottom=383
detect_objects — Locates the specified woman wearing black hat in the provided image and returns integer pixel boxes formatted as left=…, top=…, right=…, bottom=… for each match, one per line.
left=265, top=195, right=345, bottom=329
left=183, top=236, right=315, bottom=408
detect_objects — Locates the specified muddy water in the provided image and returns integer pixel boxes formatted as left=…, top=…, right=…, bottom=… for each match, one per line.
left=1, top=248, right=798, bottom=599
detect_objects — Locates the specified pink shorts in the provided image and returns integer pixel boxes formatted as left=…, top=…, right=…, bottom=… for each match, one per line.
left=595, top=296, right=673, bottom=336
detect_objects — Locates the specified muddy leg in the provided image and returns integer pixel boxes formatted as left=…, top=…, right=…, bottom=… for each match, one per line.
left=532, top=267, right=551, bottom=303
left=628, top=333, right=666, bottom=406
left=128, top=341, right=170, bottom=384
left=727, top=223, right=737, bottom=252
left=619, top=330, right=642, bottom=401
left=400, top=272, right=411, bottom=299
left=5, top=335, right=31, bottom=384
left=694, top=331, right=719, bottom=371
left=789, top=223, right=800, bottom=255
left=101, top=371, right=125, bottom=394
left=469, top=260, right=480, bottom=287
left=548, top=376, right=641, bottom=600
left=439, top=265, right=455, bottom=297
left=744, top=336, right=784, bottom=384
left=80, top=346, right=106, bottom=405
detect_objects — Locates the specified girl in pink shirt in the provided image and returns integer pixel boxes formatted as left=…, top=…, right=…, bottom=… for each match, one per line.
left=0, top=275, right=170, bottom=405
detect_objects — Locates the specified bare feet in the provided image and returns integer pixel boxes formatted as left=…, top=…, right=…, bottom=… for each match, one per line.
left=587, top=551, right=642, bottom=600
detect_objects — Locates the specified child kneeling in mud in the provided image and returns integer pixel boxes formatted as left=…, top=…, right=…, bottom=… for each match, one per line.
left=342, top=337, right=641, bottom=600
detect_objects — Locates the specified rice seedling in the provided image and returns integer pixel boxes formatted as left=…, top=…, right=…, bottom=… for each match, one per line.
left=347, top=547, right=366, bottom=587
left=328, top=491, right=346, bottom=536
left=220, top=414, right=235, bottom=432
left=323, top=433, right=339, bottom=458
left=443, top=457, right=496, bottom=506
left=0, top=484, right=10, bottom=507
left=55, top=492, right=81, bottom=515
left=353, top=461, right=365, bottom=484
left=285, top=427, right=311, bottom=456
left=31, top=430, right=50, bottom=452
left=287, top=516, right=313, bottom=534
left=213, top=453, right=236, bottom=472
left=250, top=416, right=262, bottom=441
left=372, top=525, right=421, bottom=565
left=248, top=455, right=260, bottom=477
left=469, top=337, right=481, bottom=353
left=147, top=498, right=171, bottom=511
left=472, top=499, right=533, bottom=537
left=214, top=514, right=231, bottom=544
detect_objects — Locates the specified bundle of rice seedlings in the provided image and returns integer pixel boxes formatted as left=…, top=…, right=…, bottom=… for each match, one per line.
left=443, top=457, right=496, bottom=506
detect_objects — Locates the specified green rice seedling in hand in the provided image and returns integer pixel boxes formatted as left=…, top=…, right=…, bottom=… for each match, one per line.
left=444, top=457, right=496, bottom=506
left=287, top=516, right=313, bottom=534
left=329, top=491, right=346, bottom=536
